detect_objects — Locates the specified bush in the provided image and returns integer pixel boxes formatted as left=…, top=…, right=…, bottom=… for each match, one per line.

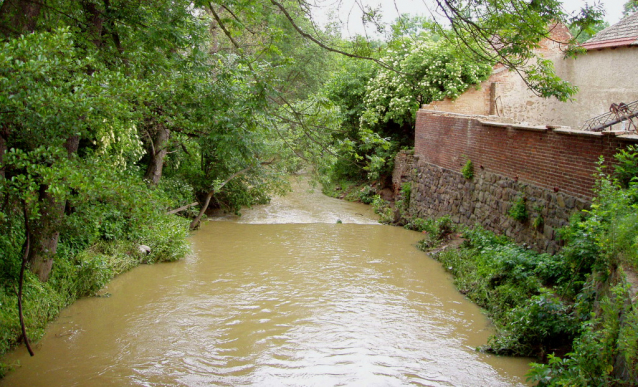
left=0, top=168, right=192, bottom=365
left=613, top=144, right=638, bottom=188
left=430, top=226, right=578, bottom=357
left=487, top=290, right=579, bottom=356
left=461, top=159, right=474, bottom=180
left=371, top=195, right=394, bottom=223
left=509, top=196, right=528, bottom=222
left=358, top=185, right=376, bottom=204
left=527, top=283, right=638, bottom=386
left=409, top=216, right=456, bottom=250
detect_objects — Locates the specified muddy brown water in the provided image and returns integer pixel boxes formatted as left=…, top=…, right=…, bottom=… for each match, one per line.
left=1, top=178, right=531, bottom=386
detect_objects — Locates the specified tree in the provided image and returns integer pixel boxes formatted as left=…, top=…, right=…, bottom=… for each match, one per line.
left=0, top=29, right=141, bottom=281
left=624, top=0, right=638, bottom=16
left=569, top=20, right=608, bottom=43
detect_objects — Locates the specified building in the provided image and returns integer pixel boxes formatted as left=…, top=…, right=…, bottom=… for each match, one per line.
left=423, top=13, right=638, bottom=131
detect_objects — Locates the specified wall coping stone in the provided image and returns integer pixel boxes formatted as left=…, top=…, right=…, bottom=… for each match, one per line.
left=553, top=128, right=604, bottom=137
left=479, top=119, right=549, bottom=132
left=618, top=133, right=638, bottom=142
left=423, top=108, right=638, bottom=142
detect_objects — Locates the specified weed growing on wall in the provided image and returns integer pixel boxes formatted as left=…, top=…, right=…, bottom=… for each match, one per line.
left=461, top=159, right=474, bottom=180
left=532, top=205, right=545, bottom=230
left=508, top=196, right=529, bottom=222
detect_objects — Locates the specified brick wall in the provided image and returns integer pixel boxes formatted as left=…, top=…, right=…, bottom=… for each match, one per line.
left=414, top=110, right=638, bottom=200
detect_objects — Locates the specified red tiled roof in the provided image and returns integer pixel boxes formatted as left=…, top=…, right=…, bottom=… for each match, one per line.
left=583, top=11, right=638, bottom=50
left=582, top=36, right=638, bottom=50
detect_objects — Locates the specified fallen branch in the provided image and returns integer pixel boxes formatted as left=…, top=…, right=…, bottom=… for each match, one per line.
left=167, top=202, right=198, bottom=215
left=189, top=160, right=275, bottom=230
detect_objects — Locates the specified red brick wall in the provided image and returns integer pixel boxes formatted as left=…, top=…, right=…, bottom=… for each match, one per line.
left=415, top=111, right=638, bottom=200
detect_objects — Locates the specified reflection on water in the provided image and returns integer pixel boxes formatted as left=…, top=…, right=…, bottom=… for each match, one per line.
left=1, top=177, right=531, bottom=386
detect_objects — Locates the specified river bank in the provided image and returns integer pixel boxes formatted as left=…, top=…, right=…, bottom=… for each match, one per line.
left=0, top=213, right=191, bottom=378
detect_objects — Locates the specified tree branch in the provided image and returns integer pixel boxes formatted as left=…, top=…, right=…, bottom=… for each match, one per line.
left=189, top=160, right=275, bottom=230
left=268, top=0, right=394, bottom=71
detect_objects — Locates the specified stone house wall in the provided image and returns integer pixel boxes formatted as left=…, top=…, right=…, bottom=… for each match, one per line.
left=423, top=24, right=638, bottom=130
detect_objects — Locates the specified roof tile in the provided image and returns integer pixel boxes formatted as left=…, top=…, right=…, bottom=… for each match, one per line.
left=585, top=11, right=638, bottom=46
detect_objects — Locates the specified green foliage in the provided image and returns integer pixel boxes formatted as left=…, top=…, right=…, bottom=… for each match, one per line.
left=322, top=33, right=491, bottom=187
left=569, top=20, right=609, bottom=44
left=487, top=289, right=579, bottom=356
left=360, top=39, right=493, bottom=129
left=401, top=182, right=412, bottom=204
left=358, top=185, right=377, bottom=204
left=533, top=215, right=545, bottom=230
left=613, top=145, right=638, bottom=189
left=424, top=150, right=638, bottom=383
left=392, top=182, right=412, bottom=219
left=624, top=0, right=638, bottom=16
left=372, top=195, right=394, bottom=223
left=436, top=0, right=604, bottom=100
left=461, top=159, right=474, bottom=180
left=431, top=226, right=577, bottom=357
left=408, top=215, right=455, bottom=250
left=527, top=283, right=638, bottom=386
left=509, top=196, right=529, bottom=222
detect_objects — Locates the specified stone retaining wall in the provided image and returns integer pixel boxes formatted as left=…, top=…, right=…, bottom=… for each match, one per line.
left=393, top=151, right=589, bottom=253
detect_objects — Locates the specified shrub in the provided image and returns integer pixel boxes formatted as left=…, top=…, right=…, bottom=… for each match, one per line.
left=509, top=196, right=528, bottom=222
left=358, top=185, right=376, bottom=204
left=613, top=144, right=638, bottom=188
left=411, top=216, right=456, bottom=250
left=461, top=159, right=474, bottom=180
left=487, top=290, right=579, bottom=356
left=431, top=226, right=578, bottom=357
left=371, top=195, right=394, bottom=223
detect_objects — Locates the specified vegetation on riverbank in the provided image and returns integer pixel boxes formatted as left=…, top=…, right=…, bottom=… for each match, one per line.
left=0, top=175, right=191, bottom=376
left=398, top=155, right=638, bottom=385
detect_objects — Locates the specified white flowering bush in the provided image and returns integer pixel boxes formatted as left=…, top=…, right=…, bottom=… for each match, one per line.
left=360, top=39, right=493, bottom=128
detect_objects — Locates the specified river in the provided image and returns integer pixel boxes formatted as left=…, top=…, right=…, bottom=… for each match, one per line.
left=1, top=177, right=531, bottom=386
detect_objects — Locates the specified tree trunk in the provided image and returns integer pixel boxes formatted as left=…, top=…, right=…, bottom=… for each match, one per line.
left=27, top=190, right=63, bottom=282
left=0, top=0, right=42, bottom=37
left=80, top=0, right=104, bottom=48
left=0, top=130, right=6, bottom=180
left=27, top=136, right=79, bottom=282
left=189, top=191, right=215, bottom=230
left=144, top=125, right=170, bottom=186
left=189, top=165, right=257, bottom=230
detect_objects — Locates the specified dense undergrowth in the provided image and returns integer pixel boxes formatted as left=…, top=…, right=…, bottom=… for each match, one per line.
left=0, top=174, right=192, bottom=376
